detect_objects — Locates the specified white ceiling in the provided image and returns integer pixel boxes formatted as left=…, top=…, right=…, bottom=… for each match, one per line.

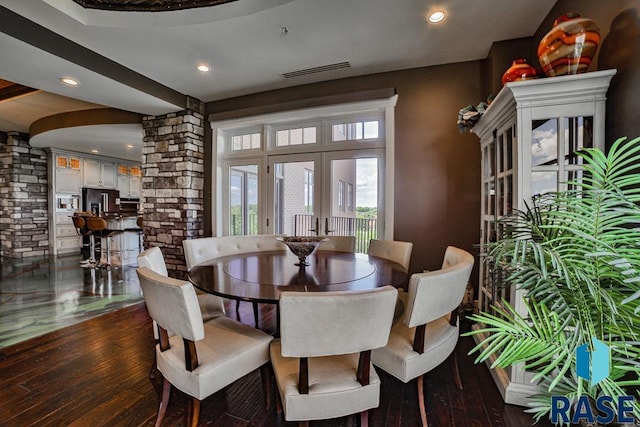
left=0, top=0, right=558, bottom=160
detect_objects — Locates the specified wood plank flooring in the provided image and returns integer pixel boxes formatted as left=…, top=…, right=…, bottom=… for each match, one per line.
left=0, top=299, right=550, bottom=426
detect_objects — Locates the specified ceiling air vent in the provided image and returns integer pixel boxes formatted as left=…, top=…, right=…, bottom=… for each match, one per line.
left=281, top=61, right=351, bottom=79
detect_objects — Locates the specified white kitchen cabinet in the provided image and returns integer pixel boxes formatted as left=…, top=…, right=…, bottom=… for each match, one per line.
left=83, top=158, right=117, bottom=189
left=117, top=163, right=142, bottom=197
left=54, top=154, right=81, bottom=194
left=471, top=69, right=616, bottom=406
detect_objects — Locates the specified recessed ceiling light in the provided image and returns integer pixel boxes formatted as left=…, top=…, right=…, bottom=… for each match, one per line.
left=427, top=10, right=446, bottom=23
left=91, top=149, right=99, bottom=153
left=126, top=144, right=134, bottom=149
left=196, top=64, right=211, bottom=73
left=60, top=77, right=80, bottom=86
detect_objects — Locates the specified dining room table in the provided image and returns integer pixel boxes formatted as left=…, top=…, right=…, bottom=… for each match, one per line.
left=187, top=249, right=410, bottom=332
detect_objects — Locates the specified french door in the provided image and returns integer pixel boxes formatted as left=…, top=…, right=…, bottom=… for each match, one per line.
left=266, top=150, right=384, bottom=252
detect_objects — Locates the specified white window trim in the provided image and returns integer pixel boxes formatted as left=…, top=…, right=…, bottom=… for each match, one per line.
left=210, top=95, right=398, bottom=239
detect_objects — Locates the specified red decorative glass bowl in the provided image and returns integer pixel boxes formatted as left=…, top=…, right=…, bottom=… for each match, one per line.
left=501, top=59, right=538, bottom=85
left=537, top=12, right=600, bottom=77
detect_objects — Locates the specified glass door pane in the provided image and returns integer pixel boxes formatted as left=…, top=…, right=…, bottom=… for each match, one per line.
left=268, top=154, right=321, bottom=236
left=325, top=152, right=383, bottom=253
left=229, top=164, right=259, bottom=235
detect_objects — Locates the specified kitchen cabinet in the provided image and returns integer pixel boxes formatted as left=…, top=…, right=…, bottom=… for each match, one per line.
left=471, top=69, right=616, bottom=406
left=54, top=211, right=81, bottom=254
left=83, top=158, right=117, bottom=189
left=117, top=163, right=142, bottom=197
left=54, top=154, right=81, bottom=194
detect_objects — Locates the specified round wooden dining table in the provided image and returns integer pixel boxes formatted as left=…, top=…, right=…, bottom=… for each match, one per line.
left=187, top=250, right=409, bottom=305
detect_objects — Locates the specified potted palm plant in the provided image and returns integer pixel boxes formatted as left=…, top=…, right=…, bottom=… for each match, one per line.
left=467, top=136, right=640, bottom=425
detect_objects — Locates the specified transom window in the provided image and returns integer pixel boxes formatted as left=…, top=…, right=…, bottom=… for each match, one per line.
left=332, top=120, right=379, bottom=141
left=231, top=131, right=261, bottom=151
left=276, top=126, right=317, bottom=147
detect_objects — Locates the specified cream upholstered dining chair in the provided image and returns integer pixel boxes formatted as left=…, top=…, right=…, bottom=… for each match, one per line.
left=367, top=239, right=413, bottom=270
left=270, top=286, right=398, bottom=426
left=137, top=267, right=273, bottom=427
left=137, top=246, right=225, bottom=321
left=371, top=246, right=474, bottom=426
left=317, top=235, right=356, bottom=253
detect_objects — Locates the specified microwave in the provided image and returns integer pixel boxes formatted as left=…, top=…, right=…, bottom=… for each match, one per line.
left=119, top=197, right=140, bottom=215
left=56, top=194, right=80, bottom=211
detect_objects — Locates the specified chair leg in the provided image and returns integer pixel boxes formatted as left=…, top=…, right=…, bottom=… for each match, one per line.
left=155, top=377, right=171, bottom=427
left=235, top=300, right=241, bottom=316
left=148, top=347, right=157, bottom=379
left=450, top=351, right=463, bottom=390
left=360, top=409, right=369, bottom=426
left=188, top=397, right=201, bottom=427
left=417, top=375, right=428, bottom=427
left=260, top=363, right=273, bottom=410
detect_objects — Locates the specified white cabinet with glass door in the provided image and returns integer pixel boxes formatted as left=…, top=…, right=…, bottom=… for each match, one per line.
left=471, top=69, right=615, bottom=406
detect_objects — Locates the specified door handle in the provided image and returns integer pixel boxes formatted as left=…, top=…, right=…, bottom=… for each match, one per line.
left=324, top=217, right=335, bottom=235
left=309, top=217, right=320, bottom=236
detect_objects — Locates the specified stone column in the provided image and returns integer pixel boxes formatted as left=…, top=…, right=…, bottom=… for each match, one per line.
left=0, top=132, right=49, bottom=258
left=141, top=97, right=205, bottom=278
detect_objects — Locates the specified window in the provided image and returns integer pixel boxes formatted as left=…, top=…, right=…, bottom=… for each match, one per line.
left=229, top=165, right=258, bottom=235
left=231, top=131, right=261, bottom=151
left=275, top=126, right=317, bottom=147
left=304, top=169, right=314, bottom=214
left=332, top=120, right=379, bottom=141
left=215, top=94, right=396, bottom=239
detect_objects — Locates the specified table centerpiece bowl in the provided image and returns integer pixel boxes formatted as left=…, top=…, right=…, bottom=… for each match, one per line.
left=276, top=236, right=328, bottom=267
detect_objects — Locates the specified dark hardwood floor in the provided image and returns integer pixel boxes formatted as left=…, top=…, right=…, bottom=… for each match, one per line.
left=0, top=299, right=550, bottom=426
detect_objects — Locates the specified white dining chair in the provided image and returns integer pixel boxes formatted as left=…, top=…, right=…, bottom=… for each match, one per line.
left=271, top=286, right=398, bottom=426
left=371, top=246, right=474, bottom=426
left=137, top=267, right=273, bottom=426
left=367, top=239, right=413, bottom=270
left=317, top=235, right=356, bottom=252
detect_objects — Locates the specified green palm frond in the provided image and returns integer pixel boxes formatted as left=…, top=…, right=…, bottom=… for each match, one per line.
left=467, top=136, right=640, bottom=424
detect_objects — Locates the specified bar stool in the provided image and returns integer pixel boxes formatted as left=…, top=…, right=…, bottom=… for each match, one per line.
left=72, top=214, right=95, bottom=267
left=85, top=217, right=123, bottom=269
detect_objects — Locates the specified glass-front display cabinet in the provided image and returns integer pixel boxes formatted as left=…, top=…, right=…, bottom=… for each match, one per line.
left=471, top=69, right=616, bottom=405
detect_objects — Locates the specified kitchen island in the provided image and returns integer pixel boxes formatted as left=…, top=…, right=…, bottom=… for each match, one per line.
left=102, top=215, right=142, bottom=266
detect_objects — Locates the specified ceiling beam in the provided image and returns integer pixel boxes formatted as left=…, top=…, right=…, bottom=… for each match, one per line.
left=0, top=5, right=187, bottom=110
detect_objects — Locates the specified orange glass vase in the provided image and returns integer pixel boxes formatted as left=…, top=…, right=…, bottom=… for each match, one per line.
left=538, top=12, right=600, bottom=77
left=501, top=59, right=538, bottom=85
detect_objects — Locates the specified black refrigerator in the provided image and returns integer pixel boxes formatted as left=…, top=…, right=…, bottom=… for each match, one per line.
left=82, top=188, right=120, bottom=215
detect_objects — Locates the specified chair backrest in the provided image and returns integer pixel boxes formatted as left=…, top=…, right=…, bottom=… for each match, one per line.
left=71, top=215, right=86, bottom=229
left=183, top=234, right=285, bottom=270
left=403, top=246, right=474, bottom=328
left=136, top=267, right=204, bottom=342
left=367, top=239, right=413, bottom=270
left=317, top=235, right=356, bottom=253
left=279, top=286, right=398, bottom=358
left=137, top=246, right=169, bottom=276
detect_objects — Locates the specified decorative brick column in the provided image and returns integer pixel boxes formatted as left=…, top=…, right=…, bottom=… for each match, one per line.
left=141, top=97, right=205, bottom=278
left=0, top=132, right=49, bottom=258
